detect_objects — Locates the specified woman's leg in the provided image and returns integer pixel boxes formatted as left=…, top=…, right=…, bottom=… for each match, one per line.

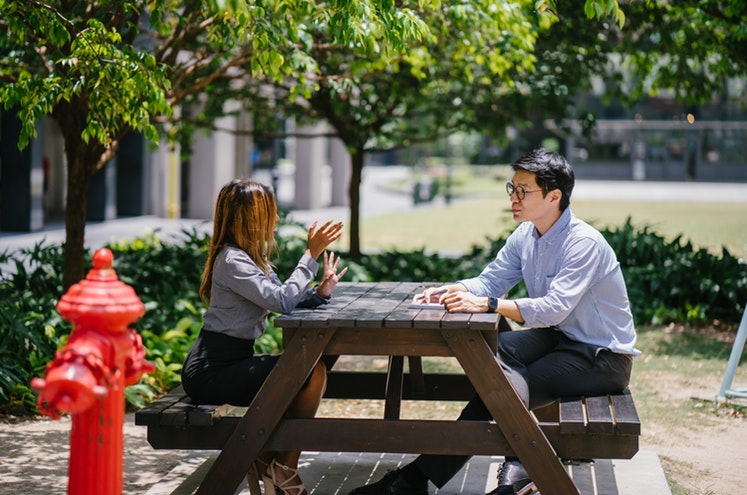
left=269, top=360, right=328, bottom=493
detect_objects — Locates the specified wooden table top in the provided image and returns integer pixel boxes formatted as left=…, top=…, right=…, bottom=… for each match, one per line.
left=198, top=280, right=581, bottom=495
left=275, top=281, right=501, bottom=330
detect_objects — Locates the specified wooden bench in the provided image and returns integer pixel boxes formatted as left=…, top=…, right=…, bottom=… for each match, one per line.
left=135, top=370, right=640, bottom=461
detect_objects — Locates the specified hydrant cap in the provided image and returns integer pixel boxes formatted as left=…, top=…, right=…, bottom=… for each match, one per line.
left=92, top=247, right=114, bottom=270
left=56, top=248, right=145, bottom=329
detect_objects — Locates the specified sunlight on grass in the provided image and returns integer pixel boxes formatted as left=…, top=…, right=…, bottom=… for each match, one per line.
left=573, top=201, right=747, bottom=258
left=357, top=167, right=747, bottom=257
left=361, top=197, right=747, bottom=258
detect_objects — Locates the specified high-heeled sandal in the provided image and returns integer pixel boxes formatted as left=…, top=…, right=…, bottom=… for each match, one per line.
left=245, top=453, right=273, bottom=495
left=262, top=458, right=308, bottom=495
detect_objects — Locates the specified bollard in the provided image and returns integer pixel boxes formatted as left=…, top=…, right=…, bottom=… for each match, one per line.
left=31, top=248, right=154, bottom=495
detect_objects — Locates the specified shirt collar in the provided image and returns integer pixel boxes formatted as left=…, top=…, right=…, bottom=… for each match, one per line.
left=532, top=207, right=573, bottom=242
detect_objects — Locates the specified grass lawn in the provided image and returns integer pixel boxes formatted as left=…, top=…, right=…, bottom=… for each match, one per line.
left=359, top=172, right=747, bottom=258
left=361, top=197, right=747, bottom=258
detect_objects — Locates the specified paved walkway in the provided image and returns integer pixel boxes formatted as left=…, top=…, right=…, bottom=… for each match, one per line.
left=145, top=451, right=671, bottom=495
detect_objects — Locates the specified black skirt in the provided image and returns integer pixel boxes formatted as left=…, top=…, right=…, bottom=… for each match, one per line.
left=181, top=329, right=280, bottom=406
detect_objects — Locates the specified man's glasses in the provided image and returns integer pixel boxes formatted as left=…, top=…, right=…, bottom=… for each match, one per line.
left=505, top=182, right=542, bottom=200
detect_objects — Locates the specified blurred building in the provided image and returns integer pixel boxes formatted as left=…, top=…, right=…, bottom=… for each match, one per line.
left=0, top=108, right=350, bottom=234
left=543, top=79, right=747, bottom=181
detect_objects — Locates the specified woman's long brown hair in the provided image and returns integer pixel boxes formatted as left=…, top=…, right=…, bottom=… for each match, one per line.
left=199, top=179, right=278, bottom=304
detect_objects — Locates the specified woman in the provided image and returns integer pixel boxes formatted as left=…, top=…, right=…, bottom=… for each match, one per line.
left=182, top=178, right=347, bottom=495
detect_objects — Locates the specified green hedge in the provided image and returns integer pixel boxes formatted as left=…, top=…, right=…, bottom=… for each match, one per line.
left=1, top=217, right=745, bottom=414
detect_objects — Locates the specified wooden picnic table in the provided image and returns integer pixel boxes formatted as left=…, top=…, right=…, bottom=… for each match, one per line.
left=194, top=281, right=582, bottom=495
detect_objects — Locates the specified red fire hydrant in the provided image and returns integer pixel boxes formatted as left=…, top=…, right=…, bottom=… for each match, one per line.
left=31, top=248, right=154, bottom=495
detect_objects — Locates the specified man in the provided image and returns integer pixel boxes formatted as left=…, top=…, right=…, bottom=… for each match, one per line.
left=349, top=148, right=639, bottom=495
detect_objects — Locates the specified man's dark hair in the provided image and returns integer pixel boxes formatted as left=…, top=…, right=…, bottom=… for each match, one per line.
left=511, top=148, right=575, bottom=211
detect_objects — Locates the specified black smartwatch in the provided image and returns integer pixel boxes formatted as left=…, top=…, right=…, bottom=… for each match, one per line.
left=487, top=296, right=498, bottom=313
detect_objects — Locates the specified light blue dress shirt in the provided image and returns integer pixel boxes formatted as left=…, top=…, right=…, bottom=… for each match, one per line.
left=460, top=208, right=639, bottom=355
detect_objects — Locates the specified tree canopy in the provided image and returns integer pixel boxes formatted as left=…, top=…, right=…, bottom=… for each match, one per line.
left=2, top=0, right=744, bottom=280
left=223, top=0, right=629, bottom=256
left=0, top=0, right=433, bottom=286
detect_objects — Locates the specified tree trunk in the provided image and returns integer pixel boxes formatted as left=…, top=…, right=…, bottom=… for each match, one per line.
left=348, top=148, right=364, bottom=259
left=62, top=152, right=91, bottom=290
left=54, top=97, right=121, bottom=290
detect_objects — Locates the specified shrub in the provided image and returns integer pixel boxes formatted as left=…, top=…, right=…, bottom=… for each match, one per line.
left=0, top=242, right=68, bottom=414
left=602, top=218, right=747, bottom=326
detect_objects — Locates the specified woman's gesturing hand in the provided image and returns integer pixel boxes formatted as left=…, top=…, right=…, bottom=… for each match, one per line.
left=307, top=220, right=344, bottom=260
left=316, top=251, right=348, bottom=298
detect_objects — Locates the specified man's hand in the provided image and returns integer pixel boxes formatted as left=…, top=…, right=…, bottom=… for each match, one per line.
left=441, top=292, right=524, bottom=322
left=441, top=291, right=487, bottom=313
left=412, top=283, right=467, bottom=304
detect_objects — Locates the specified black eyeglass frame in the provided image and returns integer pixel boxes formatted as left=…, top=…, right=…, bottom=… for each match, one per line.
left=505, top=182, right=543, bottom=200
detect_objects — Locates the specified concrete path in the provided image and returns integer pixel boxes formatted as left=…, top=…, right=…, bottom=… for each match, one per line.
left=144, top=450, right=671, bottom=495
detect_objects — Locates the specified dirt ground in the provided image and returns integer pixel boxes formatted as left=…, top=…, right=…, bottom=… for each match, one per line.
left=632, top=378, right=747, bottom=495
left=645, top=402, right=747, bottom=495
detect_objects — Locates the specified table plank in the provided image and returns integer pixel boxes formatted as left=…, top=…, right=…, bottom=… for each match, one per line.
left=275, top=282, right=372, bottom=328
left=412, top=306, right=448, bottom=328
left=145, top=417, right=639, bottom=459
left=440, top=311, right=472, bottom=328
left=609, top=392, right=641, bottom=435
left=135, top=385, right=189, bottom=426
left=355, top=282, right=414, bottom=328
left=560, top=397, right=588, bottom=435
left=324, top=327, right=454, bottom=356
left=384, top=297, right=419, bottom=328
left=585, top=395, right=615, bottom=435
left=327, top=283, right=399, bottom=327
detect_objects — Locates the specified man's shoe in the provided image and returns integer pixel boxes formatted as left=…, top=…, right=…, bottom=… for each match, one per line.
left=486, top=460, right=537, bottom=495
left=348, top=468, right=428, bottom=495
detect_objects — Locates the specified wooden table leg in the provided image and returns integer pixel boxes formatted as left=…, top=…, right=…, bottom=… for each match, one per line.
left=443, top=328, right=580, bottom=495
left=407, top=356, right=426, bottom=396
left=384, top=356, right=404, bottom=419
left=194, top=327, right=335, bottom=495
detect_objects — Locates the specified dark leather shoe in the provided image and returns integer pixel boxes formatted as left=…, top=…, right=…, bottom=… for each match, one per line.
left=486, top=460, right=536, bottom=495
left=348, top=468, right=428, bottom=495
